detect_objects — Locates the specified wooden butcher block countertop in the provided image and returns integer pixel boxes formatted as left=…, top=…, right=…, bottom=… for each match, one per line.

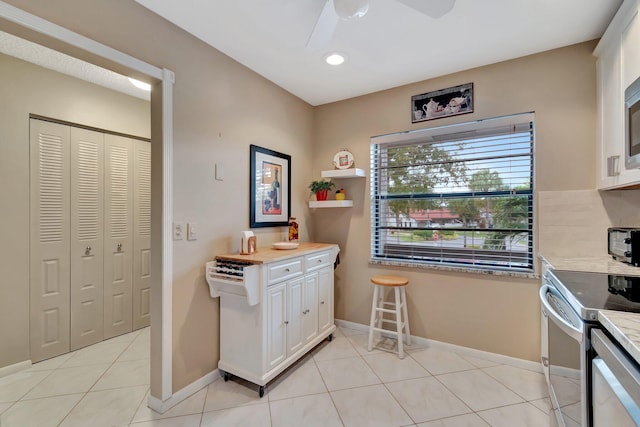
left=215, top=242, right=339, bottom=265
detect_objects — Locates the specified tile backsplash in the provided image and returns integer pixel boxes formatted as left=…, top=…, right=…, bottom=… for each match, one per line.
left=538, top=189, right=640, bottom=258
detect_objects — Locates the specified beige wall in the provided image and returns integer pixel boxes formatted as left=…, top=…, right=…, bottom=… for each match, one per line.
left=312, top=41, right=599, bottom=362
left=2, top=1, right=623, bottom=392
left=1, top=0, right=316, bottom=391
left=0, top=52, right=150, bottom=369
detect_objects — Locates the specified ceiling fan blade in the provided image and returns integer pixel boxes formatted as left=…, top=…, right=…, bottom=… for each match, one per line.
left=306, top=0, right=339, bottom=50
left=396, top=0, right=456, bottom=19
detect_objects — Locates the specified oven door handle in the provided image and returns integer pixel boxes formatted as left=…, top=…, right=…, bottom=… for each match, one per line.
left=539, top=284, right=583, bottom=343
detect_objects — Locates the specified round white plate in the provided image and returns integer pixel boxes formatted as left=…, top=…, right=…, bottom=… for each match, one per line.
left=272, top=242, right=299, bottom=250
left=333, top=150, right=354, bottom=170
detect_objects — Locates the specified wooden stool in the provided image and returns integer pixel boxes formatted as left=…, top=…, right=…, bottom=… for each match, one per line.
left=367, top=275, right=411, bottom=358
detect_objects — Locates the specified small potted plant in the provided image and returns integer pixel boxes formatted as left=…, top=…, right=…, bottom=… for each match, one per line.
left=308, top=180, right=335, bottom=201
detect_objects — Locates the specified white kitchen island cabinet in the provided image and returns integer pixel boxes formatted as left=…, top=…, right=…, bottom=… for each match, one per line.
left=206, top=243, right=339, bottom=397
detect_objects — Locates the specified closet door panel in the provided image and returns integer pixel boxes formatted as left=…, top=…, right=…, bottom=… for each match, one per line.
left=132, top=140, right=151, bottom=330
left=70, top=127, right=104, bottom=350
left=29, top=119, right=71, bottom=362
left=104, top=134, right=133, bottom=339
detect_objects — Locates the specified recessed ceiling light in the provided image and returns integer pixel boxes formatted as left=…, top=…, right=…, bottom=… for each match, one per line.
left=128, top=77, right=151, bottom=91
left=325, top=53, right=346, bottom=66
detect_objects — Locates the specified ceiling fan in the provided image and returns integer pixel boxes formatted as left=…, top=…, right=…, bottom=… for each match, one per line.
left=306, top=0, right=456, bottom=50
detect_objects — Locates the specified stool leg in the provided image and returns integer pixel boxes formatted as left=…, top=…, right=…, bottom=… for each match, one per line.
left=401, top=286, right=411, bottom=345
left=376, top=288, right=384, bottom=338
left=395, top=287, right=404, bottom=359
left=368, top=285, right=379, bottom=352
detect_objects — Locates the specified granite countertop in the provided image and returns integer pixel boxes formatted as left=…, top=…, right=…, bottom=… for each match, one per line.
left=599, top=310, right=640, bottom=364
left=216, top=242, right=338, bottom=264
left=540, top=254, right=640, bottom=275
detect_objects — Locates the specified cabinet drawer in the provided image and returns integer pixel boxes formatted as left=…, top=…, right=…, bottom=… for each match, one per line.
left=268, top=258, right=302, bottom=284
left=305, top=251, right=332, bottom=272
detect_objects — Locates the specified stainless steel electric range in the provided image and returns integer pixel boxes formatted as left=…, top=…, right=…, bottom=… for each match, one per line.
left=540, top=269, right=640, bottom=427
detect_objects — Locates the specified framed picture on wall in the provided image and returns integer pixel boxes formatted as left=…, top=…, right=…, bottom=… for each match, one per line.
left=411, top=82, right=474, bottom=123
left=250, top=144, right=291, bottom=228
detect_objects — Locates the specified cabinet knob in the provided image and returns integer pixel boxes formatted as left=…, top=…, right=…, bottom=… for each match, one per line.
left=320, top=301, right=325, bottom=305
left=85, top=246, right=92, bottom=255
left=317, top=259, right=322, bottom=263
left=284, top=268, right=290, bottom=272
left=117, top=243, right=123, bottom=252
left=284, top=320, right=289, bottom=325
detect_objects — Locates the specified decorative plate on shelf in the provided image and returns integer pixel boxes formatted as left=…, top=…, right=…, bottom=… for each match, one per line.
left=272, top=242, right=299, bottom=250
left=333, top=150, right=354, bottom=170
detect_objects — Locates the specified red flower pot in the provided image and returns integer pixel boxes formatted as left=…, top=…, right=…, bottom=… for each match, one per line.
left=315, top=189, right=328, bottom=201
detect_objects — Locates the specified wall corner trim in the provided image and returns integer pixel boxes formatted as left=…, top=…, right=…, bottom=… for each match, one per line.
left=148, top=369, right=220, bottom=414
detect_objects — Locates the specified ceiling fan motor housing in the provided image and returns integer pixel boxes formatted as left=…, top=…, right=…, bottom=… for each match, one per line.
left=334, top=0, right=369, bottom=20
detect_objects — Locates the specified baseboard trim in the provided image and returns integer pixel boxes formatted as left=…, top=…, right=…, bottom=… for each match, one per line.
left=335, top=319, right=543, bottom=373
left=0, top=360, right=32, bottom=378
left=148, top=369, right=220, bottom=414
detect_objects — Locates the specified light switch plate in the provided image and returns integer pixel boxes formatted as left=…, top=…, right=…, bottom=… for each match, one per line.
left=215, top=163, right=224, bottom=181
left=173, top=221, right=185, bottom=240
left=187, top=222, right=198, bottom=241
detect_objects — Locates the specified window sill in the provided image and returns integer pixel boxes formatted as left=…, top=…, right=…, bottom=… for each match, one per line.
left=368, top=258, right=539, bottom=280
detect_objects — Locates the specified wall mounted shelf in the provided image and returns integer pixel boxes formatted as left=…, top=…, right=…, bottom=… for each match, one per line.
left=321, top=168, right=366, bottom=179
left=309, top=200, right=354, bottom=208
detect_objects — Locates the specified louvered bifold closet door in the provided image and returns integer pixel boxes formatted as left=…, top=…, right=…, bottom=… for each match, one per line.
left=104, top=134, right=133, bottom=339
left=70, top=128, right=104, bottom=350
left=132, top=140, right=151, bottom=330
left=30, top=119, right=71, bottom=363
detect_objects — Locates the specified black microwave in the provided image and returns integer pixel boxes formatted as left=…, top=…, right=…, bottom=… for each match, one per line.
left=608, top=227, right=640, bottom=266
left=626, top=75, right=640, bottom=169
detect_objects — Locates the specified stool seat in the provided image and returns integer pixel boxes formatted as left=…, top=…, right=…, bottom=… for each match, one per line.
left=371, top=275, right=409, bottom=287
left=368, top=275, right=411, bottom=358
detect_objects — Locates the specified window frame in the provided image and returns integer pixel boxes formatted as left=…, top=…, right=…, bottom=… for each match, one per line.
left=369, top=113, right=535, bottom=275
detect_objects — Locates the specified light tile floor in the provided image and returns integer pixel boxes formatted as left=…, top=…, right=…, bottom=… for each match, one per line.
left=0, top=325, right=553, bottom=427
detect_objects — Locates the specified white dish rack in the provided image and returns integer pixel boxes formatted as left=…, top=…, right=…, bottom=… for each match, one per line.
left=205, top=259, right=260, bottom=306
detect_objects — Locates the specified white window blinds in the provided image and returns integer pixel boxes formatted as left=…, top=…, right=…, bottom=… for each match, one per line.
left=370, top=113, right=534, bottom=272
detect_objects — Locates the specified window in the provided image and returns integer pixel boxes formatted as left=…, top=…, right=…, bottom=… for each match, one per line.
left=370, top=113, right=534, bottom=273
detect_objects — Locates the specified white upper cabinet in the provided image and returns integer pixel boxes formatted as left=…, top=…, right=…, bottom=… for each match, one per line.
left=622, top=9, right=640, bottom=89
left=595, top=0, right=640, bottom=189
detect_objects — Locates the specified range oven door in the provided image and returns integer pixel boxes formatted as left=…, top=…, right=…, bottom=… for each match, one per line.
left=540, top=284, right=585, bottom=427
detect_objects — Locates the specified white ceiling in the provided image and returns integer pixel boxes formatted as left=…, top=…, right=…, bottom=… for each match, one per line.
left=134, top=0, right=622, bottom=106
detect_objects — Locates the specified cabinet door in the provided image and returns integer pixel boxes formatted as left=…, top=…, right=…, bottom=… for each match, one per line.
left=267, top=282, right=287, bottom=370
left=103, top=134, right=133, bottom=339
left=29, top=119, right=71, bottom=363
left=302, top=273, right=319, bottom=344
left=132, top=140, right=151, bottom=330
left=622, top=10, right=640, bottom=89
left=70, top=127, right=104, bottom=350
left=597, top=43, right=623, bottom=188
left=317, top=266, right=333, bottom=334
left=286, top=277, right=305, bottom=355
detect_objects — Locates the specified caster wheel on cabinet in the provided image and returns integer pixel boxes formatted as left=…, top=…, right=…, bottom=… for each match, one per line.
left=223, top=372, right=231, bottom=382
left=259, top=386, right=265, bottom=398
left=328, top=334, right=333, bottom=342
